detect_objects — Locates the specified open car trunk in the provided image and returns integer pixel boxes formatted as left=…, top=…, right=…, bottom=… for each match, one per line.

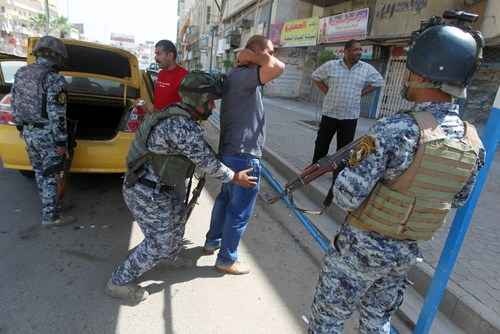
left=67, top=96, right=131, bottom=140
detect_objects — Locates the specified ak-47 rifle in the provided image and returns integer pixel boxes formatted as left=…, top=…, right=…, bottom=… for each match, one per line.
left=260, top=135, right=376, bottom=214
left=57, top=119, right=78, bottom=202
left=184, top=173, right=206, bottom=223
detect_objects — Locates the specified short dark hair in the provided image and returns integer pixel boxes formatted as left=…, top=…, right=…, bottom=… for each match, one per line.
left=245, top=35, right=270, bottom=52
left=155, top=40, right=177, bottom=59
left=344, top=39, right=360, bottom=50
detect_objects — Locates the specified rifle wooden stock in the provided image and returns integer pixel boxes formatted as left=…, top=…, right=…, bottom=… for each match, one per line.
left=57, top=120, right=78, bottom=203
left=184, top=174, right=206, bottom=223
left=262, top=135, right=376, bottom=205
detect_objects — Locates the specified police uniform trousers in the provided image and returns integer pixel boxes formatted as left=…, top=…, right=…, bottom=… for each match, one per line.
left=23, top=126, right=63, bottom=223
left=111, top=182, right=186, bottom=285
left=308, top=224, right=420, bottom=334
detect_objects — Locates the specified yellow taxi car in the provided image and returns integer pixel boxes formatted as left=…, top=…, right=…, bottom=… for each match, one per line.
left=0, top=38, right=155, bottom=175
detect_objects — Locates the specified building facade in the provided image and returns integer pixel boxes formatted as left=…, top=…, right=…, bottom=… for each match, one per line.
left=177, top=0, right=500, bottom=121
left=0, top=0, right=59, bottom=56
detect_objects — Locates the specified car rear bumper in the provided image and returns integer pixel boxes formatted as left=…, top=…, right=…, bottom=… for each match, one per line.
left=0, top=125, right=133, bottom=173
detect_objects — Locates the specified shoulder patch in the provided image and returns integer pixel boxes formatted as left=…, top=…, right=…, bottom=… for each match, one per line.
left=56, top=91, right=67, bottom=105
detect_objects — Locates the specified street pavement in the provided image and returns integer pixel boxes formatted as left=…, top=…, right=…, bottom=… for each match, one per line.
left=260, top=96, right=500, bottom=318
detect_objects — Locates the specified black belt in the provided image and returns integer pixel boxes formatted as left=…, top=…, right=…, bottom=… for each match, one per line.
left=24, top=123, right=47, bottom=129
left=137, top=178, right=175, bottom=192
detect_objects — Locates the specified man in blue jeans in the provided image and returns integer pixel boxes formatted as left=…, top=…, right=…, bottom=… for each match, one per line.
left=204, top=35, right=285, bottom=275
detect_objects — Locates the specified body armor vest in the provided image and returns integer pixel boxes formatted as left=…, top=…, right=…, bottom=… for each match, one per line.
left=12, top=63, right=53, bottom=124
left=347, top=112, right=482, bottom=241
left=126, top=106, right=196, bottom=202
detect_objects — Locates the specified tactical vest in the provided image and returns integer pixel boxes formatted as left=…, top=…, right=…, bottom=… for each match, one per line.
left=347, top=112, right=482, bottom=241
left=12, top=63, right=53, bottom=124
left=126, top=106, right=196, bottom=202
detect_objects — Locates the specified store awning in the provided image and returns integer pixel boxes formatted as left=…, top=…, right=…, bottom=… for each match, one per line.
left=299, top=0, right=350, bottom=7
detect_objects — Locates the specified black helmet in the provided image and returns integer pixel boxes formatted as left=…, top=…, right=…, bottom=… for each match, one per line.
left=33, top=35, right=68, bottom=60
left=406, top=10, right=484, bottom=86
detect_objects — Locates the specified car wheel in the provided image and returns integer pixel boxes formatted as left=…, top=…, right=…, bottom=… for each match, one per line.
left=19, top=170, right=35, bottom=179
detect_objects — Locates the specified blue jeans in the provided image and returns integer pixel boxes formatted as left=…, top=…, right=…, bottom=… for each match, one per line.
left=205, top=154, right=261, bottom=266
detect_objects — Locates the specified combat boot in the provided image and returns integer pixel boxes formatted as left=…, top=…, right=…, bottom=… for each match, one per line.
left=202, top=241, right=220, bottom=255
left=42, top=215, right=77, bottom=228
left=105, top=279, right=149, bottom=304
left=58, top=203, right=75, bottom=213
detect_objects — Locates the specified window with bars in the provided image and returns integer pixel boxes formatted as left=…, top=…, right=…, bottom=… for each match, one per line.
left=206, top=6, right=211, bottom=25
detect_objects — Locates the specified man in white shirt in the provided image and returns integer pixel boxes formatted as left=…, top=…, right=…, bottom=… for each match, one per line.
left=311, top=39, right=384, bottom=163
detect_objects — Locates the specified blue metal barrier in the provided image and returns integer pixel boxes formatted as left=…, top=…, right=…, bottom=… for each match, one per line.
left=414, top=88, right=500, bottom=333
left=260, top=165, right=331, bottom=252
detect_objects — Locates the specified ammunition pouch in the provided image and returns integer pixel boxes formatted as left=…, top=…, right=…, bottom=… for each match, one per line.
left=154, top=155, right=196, bottom=201
left=124, top=155, right=148, bottom=188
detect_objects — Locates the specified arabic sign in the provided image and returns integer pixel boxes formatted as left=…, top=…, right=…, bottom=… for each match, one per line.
left=281, top=17, right=319, bottom=47
left=319, top=8, right=369, bottom=44
left=325, top=45, right=373, bottom=60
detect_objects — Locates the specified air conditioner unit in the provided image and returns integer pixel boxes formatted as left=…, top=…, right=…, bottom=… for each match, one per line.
left=239, top=19, right=253, bottom=30
left=226, top=30, right=241, bottom=48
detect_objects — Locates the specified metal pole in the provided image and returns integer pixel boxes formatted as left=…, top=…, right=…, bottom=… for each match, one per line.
left=209, top=26, right=215, bottom=73
left=414, top=88, right=500, bottom=333
left=260, top=164, right=331, bottom=252
left=261, top=163, right=401, bottom=334
left=44, top=0, right=50, bottom=35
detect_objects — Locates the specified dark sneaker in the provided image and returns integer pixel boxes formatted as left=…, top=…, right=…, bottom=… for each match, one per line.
left=203, top=242, right=220, bottom=255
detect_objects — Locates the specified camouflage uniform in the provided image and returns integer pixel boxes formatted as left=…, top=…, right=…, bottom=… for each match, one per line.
left=308, top=102, right=485, bottom=334
left=111, top=114, right=234, bottom=285
left=11, top=57, right=68, bottom=225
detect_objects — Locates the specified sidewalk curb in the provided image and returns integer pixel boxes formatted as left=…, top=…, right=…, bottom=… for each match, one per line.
left=261, top=143, right=500, bottom=334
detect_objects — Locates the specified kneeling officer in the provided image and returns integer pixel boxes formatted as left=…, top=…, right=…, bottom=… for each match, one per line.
left=105, top=71, right=257, bottom=303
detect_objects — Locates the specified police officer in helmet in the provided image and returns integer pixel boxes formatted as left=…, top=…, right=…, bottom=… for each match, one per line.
left=11, top=35, right=75, bottom=227
left=105, top=71, right=257, bottom=303
left=308, top=11, right=485, bottom=333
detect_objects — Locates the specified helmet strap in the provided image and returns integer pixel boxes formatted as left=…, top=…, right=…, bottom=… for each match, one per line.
left=199, top=101, right=213, bottom=121
left=406, top=81, right=441, bottom=89
left=177, top=103, right=202, bottom=121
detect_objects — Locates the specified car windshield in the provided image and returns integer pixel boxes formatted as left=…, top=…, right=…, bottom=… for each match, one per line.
left=1, top=61, right=26, bottom=83
left=64, top=76, right=139, bottom=98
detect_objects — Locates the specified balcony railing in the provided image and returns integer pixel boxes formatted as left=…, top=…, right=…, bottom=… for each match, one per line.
left=299, top=0, right=350, bottom=7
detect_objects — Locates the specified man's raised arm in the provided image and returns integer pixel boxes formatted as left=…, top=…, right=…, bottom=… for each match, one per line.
left=237, top=49, right=285, bottom=84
